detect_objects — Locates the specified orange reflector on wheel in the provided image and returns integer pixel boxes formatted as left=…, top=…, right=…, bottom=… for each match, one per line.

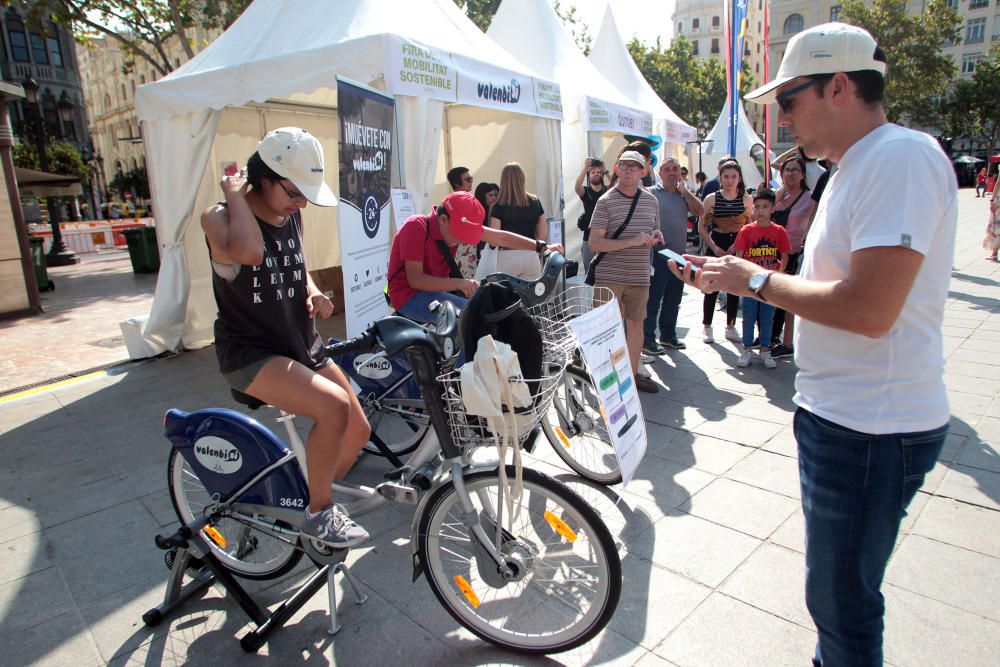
left=453, top=575, right=481, bottom=608
left=544, top=510, right=578, bottom=542
left=204, top=524, right=227, bottom=548
left=554, top=427, right=571, bottom=449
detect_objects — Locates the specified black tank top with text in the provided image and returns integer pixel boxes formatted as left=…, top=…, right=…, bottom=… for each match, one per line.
left=211, top=211, right=323, bottom=374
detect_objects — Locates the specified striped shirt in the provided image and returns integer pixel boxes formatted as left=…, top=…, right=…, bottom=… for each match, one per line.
left=713, top=191, right=745, bottom=219
left=589, top=185, right=659, bottom=286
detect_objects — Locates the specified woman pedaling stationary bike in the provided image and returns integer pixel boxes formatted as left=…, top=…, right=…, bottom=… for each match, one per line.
left=201, top=127, right=372, bottom=549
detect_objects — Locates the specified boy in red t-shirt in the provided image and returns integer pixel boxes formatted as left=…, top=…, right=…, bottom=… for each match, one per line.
left=730, top=188, right=791, bottom=368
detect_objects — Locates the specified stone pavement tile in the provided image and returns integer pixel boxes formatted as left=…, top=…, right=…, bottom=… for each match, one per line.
left=954, top=436, right=1000, bottom=473
left=935, top=463, right=1000, bottom=510
left=947, top=389, right=994, bottom=415
left=654, top=592, right=815, bottom=667
left=627, top=512, right=760, bottom=588
left=978, top=318, right=1000, bottom=331
left=139, top=488, right=178, bottom=528
left=105, top=607, right=236, bottom=666
left=642, top=400, right=716, bottom=432
left=724, top=449, right=801, bottom=499
left=0, top=566, right=75, bottom=634
left=899, top=490, right=931, bottom=537
left=886, top=534, right=1000, bottom=622
left=0, top=532, right=55, bottom=586
left=0, top=608, right=103, bottom=666
left=946, top=359, right=1000, bottom=381
left=0, top=502, right=40, bottom=545
left=761, top=425, right=797, bottom=458
left=911, top=496, right=1000, bottom=557
left=44, top=500, right=160, bottom=566
left=661, top=382, right=747, bottom=417
left=80, top=575, right=229, bottom=663
left=32, top=474, right=135, bottom=524
left=124, top=460, right=170, bottom=498
left=679, top=478, right=798, bottom=540
left=18, top=450, right=122, bottom=504
left=948, top=411, right=981, bottom=437
left=723, top=393, right=796, bottom=426
left=973, top=415, right=1000, bottom=446
left=770, top=510, right=805, bottom=554
left=939, top=432, right=968, bottom=464
left=620, top=460, right=715, bottom=517
left=634, top=651, right=681, bottom=666
left=883, top=583, right=1000, bottom=667
left=690, top=414, right=785, bottom=448
left=957, top=336, right=1000, bottom=353
left=467, top=626, right=647, bottom=666
left=647, top=433, right=752, bottom=476
left=0, top=393, right=67, bottom=431
left=545, top=472, right=660, bottom=547
left=720, top=542, right=810, bottom=628
left=608, top=554, right=710, bottom=650
left=59, top=539, right=165, bottom=608
left=944, top=372, right=1000, bottom=397
left=950, top=347, right=1000, bottom=366
left=702, top=370, right=767, bottom=398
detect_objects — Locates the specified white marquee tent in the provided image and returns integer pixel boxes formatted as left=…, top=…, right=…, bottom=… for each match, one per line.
left=697, top=99, right=770, bottom=188
left=488, top=0, right=653, bottom=260
left=132, top=0, right=564, bottom=355
left=587, top=6, right=696, bottom=161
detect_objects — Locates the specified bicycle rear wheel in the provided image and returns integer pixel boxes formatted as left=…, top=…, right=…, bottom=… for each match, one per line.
left=361, top=394, right=428, bottom=457
left=542, top=365, right=623, bottom=485
left=167, top=448, right=302, bottom=580
left=417, top=467, right=621, bottom=654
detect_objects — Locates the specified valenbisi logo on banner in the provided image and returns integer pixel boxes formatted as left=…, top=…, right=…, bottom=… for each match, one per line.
left=337, top=77, right=394, bottom=337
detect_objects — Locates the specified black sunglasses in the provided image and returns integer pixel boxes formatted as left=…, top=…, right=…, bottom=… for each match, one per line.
left=775, top=79, right=819, bottom=113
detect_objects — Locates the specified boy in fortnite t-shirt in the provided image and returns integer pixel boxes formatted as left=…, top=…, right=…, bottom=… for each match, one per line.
left=730, top=188, right=791, bottom=369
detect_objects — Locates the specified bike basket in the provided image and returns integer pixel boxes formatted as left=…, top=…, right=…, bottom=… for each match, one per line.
left=438, top=338, right=569, bottom=449
left=528, top=285, right=615, bottom=353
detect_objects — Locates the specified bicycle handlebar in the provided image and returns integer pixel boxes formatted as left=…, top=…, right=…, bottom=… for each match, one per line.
left=481, top=250, right=566, bottom=307
left=324, top=330, right=377, bottom=358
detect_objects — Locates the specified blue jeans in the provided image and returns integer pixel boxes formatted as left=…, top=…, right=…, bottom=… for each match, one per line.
left=397, top=290, right=466, bottom=323
left=741, top=298, right=775, bottom=349
left=794, top=408, right=947, bottom=666
left=644, top=251, right=685, bottom=345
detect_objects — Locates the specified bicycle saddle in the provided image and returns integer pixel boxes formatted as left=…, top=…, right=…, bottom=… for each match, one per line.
left=230, top=387, right=266, bottom=410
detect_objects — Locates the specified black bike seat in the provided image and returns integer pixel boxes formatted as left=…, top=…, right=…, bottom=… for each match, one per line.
left=230, top=388, right=266, bottom=410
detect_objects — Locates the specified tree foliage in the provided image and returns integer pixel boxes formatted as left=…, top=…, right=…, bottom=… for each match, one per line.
left=968, top=45, right=1000, bottom=153
left=454, top=0, right=500, bottom=32
left=13, top=137, right=89, bottom=183
left=109, top=166, right=150, bottom=199
left=839, top=0, right=961, bottom=125
left=628, top=35, right=755, bottom=132
left=3, top=0, right=252, bottom=76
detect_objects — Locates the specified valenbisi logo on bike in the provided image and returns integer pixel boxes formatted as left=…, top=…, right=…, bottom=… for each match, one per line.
left=193, top=436, right=243, bottom=474
left=353, top=353, right=393, bottom=380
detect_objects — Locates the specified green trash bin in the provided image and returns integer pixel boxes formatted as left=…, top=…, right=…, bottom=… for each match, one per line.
left=28, top=236, right=53, bottom=291
left=122, top=227, right=160, bottom=274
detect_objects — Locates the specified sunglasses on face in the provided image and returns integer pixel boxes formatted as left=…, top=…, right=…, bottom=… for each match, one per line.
left=776, top=79, right=819, bottom=113
left=278, top=180, right=307, bottom=203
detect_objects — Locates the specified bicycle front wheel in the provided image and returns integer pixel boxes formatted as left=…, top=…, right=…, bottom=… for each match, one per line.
left=417, top=466, right=622, bottom=654
left=167, top=448, right=302, bottom=580
left=542, top=365, right=623, bottom=485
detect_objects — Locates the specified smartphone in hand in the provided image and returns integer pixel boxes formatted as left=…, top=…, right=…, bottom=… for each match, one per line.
left=659, top=248, right=688, bottom=268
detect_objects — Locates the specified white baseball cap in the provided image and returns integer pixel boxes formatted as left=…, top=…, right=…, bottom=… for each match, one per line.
left=745, top=23, right=886, bottom=105
left=257, top=127, right=337, bottom=206
left=618, top=150, right=646, bottom=166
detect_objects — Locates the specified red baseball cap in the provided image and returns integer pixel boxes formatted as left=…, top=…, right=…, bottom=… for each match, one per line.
left=439, top=191, right=485, bottom=245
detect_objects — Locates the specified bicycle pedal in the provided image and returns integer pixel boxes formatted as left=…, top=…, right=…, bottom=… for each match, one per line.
left=375, top=481, right=419, bottom=504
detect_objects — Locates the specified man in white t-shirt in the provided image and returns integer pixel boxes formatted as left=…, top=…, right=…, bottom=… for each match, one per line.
left=668, top=24, right=956, bottom=666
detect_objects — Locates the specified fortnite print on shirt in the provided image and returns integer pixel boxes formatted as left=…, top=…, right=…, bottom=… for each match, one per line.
left=251, top=236, right=306, bottom=304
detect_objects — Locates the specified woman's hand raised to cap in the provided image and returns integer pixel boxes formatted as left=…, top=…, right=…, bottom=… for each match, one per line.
left=221, top=169, right=249, bottom=198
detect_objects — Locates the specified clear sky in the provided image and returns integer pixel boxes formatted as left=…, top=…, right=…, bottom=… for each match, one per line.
left=564, top=0, right=676, bottom=48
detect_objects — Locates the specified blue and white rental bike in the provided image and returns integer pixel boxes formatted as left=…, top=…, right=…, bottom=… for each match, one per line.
left=153, top=253, right=622, bottom=654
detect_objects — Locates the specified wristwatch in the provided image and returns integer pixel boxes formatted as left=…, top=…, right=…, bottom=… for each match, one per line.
left=748, top=270, right=774, bottom=301
left=534, top=239, right=547, bottom=254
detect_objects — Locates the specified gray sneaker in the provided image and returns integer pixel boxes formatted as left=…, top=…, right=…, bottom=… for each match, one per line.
left=301, top=504, right=369, bottom=549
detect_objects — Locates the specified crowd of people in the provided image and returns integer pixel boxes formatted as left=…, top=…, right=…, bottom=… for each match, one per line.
left=198, top=22, right=960, bottom=667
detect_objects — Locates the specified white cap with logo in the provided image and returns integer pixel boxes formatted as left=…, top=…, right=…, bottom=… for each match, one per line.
left=257, top=127, right=338, bottom=207
left=618, top=150, right=646, bottom=166
left=745, top=22, right=886, bottom=105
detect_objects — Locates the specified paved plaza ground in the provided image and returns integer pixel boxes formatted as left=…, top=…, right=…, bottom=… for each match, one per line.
left=0, top=189, right=998, bottom=665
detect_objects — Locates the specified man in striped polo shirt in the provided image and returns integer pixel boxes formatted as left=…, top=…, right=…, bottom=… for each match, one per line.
left=588, top=150, right=662, bottom=393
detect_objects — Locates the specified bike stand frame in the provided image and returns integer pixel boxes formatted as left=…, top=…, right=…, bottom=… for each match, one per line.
left=142, top=520, right=368, bottom=653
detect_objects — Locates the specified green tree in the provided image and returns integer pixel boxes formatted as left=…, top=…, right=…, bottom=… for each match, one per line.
left=13, top=137, right=89, bottom=182
left=454, top=0, right=500, bottom=32
left=969, top=45, right=1000, bottom=154
left=628, top=35, right=755, bottom=132
left=4, top=0, right=252, bottom=76
left=839, top=0, right=961, bottom=125
left=109, top=166, right=150, bottom=199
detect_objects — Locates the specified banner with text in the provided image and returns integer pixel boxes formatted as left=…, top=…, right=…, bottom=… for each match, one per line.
left=584, top=96, right=653, bottom=135
left=337, top=77, right=394, bottom=337
left=383, top=35, right=562, bottom=120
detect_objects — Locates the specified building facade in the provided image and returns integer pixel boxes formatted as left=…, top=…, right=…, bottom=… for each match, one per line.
left=76, top=25, right=220, bottom=211
left=672, top=0, right=769, bottom=134
left=0, top=7, right=90, bottom=169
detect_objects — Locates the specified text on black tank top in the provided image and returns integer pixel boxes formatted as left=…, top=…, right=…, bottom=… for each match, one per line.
left=211, top=211, right=323, bottom=374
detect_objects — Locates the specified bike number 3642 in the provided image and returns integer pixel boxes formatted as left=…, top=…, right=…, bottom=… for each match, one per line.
left=279, top=497, right=305, bottom=508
